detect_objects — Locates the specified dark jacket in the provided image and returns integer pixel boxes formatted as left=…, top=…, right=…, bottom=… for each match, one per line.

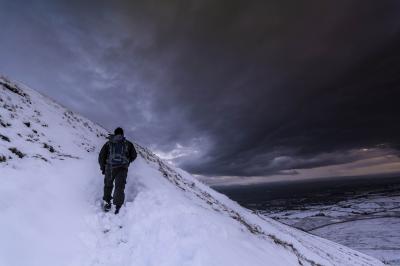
left=98, top=136, right=137, bottom=172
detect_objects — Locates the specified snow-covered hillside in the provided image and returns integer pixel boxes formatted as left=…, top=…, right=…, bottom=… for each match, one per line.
left=0, top=76, right=384, bottom=266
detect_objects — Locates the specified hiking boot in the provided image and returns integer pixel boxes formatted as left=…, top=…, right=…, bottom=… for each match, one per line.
left=103, top=201, right=112, bottom=212
left=115, top=206, right=121, bottom=215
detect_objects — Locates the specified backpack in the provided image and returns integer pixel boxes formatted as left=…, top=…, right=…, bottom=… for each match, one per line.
left=107, top=134, right=129, bottom=167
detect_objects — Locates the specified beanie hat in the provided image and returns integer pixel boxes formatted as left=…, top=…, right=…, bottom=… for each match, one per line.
left=114, top=127, right=124, bottom=136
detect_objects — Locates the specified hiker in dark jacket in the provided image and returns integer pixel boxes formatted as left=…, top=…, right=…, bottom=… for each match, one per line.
left=98, top=127, right=137, bottom=214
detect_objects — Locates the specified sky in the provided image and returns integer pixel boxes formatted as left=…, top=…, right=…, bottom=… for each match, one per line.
left=1, top=0, right=400, bottom=185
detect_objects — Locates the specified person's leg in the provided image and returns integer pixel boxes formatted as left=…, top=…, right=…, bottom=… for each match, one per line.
left=103, top=166, right=114, bottom=203
left=113, top=167, right=128, bottom=209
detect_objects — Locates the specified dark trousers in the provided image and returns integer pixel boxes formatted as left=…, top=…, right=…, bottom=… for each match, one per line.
left=103, top=166, right=128, bottom=207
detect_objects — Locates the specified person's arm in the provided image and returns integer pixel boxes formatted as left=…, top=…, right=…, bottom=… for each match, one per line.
left=98, top=142, right=109, bottom=173
left=128, top=142, right=137, bottom=163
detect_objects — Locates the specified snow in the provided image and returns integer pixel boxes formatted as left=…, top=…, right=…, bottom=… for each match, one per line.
left=0, top=75, right=385, bottom=266
left=259, top=184, right=400, bottom=265
left=312, top=218, right=400, bottom=265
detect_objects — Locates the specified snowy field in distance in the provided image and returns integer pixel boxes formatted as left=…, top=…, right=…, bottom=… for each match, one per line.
left=259, top=184, right=400, bottom=265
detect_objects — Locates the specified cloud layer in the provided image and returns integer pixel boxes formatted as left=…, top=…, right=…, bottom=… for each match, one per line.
left=1, top=0, right=400, bottom=179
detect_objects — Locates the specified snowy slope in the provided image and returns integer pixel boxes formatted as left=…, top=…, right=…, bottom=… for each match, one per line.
left=0, top=76, right=384, bottom=266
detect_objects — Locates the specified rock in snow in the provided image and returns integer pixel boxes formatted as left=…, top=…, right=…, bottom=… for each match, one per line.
left=0, top=76, right=384, bottom=266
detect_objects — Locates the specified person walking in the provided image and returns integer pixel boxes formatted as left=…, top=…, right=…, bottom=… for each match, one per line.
left=98, top=127, right=137, bottom=214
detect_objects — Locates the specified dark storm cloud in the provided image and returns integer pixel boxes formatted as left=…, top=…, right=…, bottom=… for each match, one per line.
left=1, top=0, right=400, bottom=177
left=115, top=0, right=400, bottom=176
